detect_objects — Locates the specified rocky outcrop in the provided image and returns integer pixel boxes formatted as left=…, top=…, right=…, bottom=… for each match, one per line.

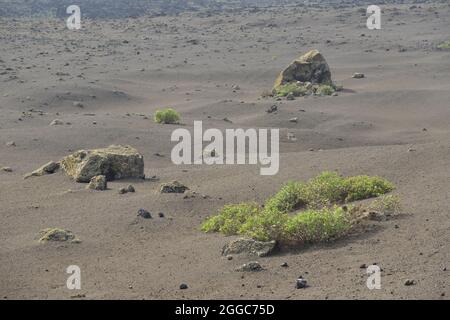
left=60, top=145, right=144, bottom=183
left=274, top=50, right=332, bottom=89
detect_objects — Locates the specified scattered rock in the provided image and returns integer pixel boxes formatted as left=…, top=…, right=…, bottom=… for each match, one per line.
left=266, top=105, right=278, bottom=113
left=158, top=212, right=165, bottom=218
left=50, top=119, right=64, bottom=126
left=295, top=277, right=308, bottom=289
left=273, top=49, right=333, bottom=90
left=404, top=279, right=417, bottom=286
left=289, top=117, right=298, bottom=123
left=60, top=145, right=144, bottom=183
left=126, top=185, right=135, bottom=193
left=6, top=141, right=16, bottom=147
left=352, top=73, right=365, bottom=79
left=222, top=238, right=276, bottom=257
left=38, top=228, right=77, bottom=243
left=119, top=187, right=128, bottom=194
left=179, top=283, right=188, bottom=290
left=24, top=161, right=60, bottom=179
left=137, top=209, right=152, bottom=219
left=87, top=175, right=107, bottom=191
left=1, top=167, right=13, bottom=172
left=281, top=262, right=289, bottom=268
left=73, top=101, right=84, bottom=108
left=236, top=261, right=263, bottom=272
left=160, top=181, right=189, bottom=194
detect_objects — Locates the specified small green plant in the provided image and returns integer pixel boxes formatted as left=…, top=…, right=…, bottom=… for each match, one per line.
left=344, top=176, right=395, bottom=202
left=239, top=207, right=289, bottom=242
left=368, top=195, right=401, bottom=215
left=282, top=206, right=352, bottom=243
left=437, top=41, right=450, bottom=49
left=264, top=181, right=305, bottom=213
left=300, top=172, right=348, bottom=208
left=316, top=84, right=335, bottom=96
left=154, top=108, right=181, bottom=124
left=274, top=83, right=308, bottom=97
left=201, top=202, right=260, bottom=235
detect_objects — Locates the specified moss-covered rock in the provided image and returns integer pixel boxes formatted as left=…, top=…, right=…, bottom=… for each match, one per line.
left=273, top=50, right=333, bottom=91
left=38, top=228, right=78, bottom=243
left=60, top=145, right=144, bottom=183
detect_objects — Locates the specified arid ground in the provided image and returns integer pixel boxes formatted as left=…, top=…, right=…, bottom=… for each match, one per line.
left=0, top=1, right=449, bottom=299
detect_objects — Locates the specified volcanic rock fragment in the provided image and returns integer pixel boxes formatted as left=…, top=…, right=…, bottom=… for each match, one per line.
left=60, top=145, right=144, bottom=183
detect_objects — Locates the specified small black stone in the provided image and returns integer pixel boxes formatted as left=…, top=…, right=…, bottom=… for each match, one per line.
left=295, top=278, right=308, bottom=289
left=281, top=262, right=289, bottom=268
left=137, top=209, right=152, bottom=219
left=158, top=212, right=165, bottom=218
left=179, top=283, right=188, bottom=290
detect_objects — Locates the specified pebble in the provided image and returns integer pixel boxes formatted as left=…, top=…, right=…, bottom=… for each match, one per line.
left=295, top=277, right=308, bottom=289
left=137, top=209, right=152, bottom=219
left=179, top=283, right=188, bottom=290
left=404, top=279, right=416, bottom=286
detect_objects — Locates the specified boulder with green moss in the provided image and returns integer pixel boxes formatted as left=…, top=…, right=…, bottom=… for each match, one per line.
left=38, top=228, right=78, bottom=243
left=61, top=145, right=144, bottom=183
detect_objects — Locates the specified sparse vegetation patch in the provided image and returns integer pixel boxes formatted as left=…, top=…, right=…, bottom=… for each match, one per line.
left=201, top=172, right=396, bottom=245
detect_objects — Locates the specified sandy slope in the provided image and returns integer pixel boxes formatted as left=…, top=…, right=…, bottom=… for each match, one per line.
left=0, top=2, right=449, bottom=299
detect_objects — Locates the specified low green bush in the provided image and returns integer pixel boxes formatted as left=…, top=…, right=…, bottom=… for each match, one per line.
left=154, top=108, right=181, bottom=124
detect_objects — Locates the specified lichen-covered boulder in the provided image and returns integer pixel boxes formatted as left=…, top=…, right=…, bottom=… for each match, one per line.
left=38, top=228, right=77, bottom=243
left=222, top=238, right=277, bottom=257
left=61, top=145, right=144, bottom=183
left=273, top=50, right=333, bottom=90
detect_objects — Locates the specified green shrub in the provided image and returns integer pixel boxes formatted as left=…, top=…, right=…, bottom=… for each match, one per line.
left=300, top=172, right=348, bottom=208
left=368, top=195, right=401, bottom=215
left=437, top=41, right=450, bottom=49
left=344, top=176, right=395, bottom=202
left=283, top=206, right=352, bottom=243
left=239, top=207, right=289, bottom=242
left=264, top=181, right=305, bottom=213
left=201, top=202, right=260, bottom=235
left=274, top=83, right=308, bottom=97
left=316, top=84, right=335, bottom=96
left=154, top=108, right=180, bottom=124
